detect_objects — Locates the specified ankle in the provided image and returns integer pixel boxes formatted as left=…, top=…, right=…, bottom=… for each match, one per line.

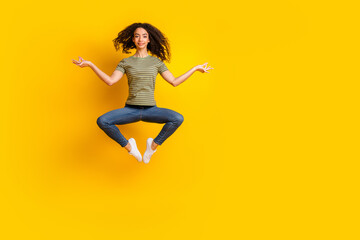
left=125, top=142, right=131, bottom=152
left=151, top=141, right=158, bottom=151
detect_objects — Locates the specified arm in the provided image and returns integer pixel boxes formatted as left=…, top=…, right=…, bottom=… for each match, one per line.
left=160, top=67, right=196, bottom=87
left=160, top=62, right=213, bottom=87
left=89, top=62, right=124, bottom=86
left=72, top=56, right=124, bottom=86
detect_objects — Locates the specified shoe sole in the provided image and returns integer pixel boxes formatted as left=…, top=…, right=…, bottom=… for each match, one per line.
left=129, top=138, right=142, bottom=162
left=143, top=138, right=154, bottom=164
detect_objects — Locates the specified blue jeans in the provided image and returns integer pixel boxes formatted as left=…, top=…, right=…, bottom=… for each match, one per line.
left=96, top=104, right=184, bottom=147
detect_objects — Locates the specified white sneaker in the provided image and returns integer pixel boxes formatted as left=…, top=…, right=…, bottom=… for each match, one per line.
left=128, top=138, right=142, bottom=162
left=143, top=138, right=157, bottom=164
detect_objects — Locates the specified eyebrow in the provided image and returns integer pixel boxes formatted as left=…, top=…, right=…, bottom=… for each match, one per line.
left=134, top=33, right=148, bottom=35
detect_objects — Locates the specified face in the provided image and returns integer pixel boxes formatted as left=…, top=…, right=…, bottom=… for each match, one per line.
left=132, top=27, right=150, bottom=49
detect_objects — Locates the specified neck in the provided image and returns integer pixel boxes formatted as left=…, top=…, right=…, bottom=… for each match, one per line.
left=134, top=49, right=149, bottom=58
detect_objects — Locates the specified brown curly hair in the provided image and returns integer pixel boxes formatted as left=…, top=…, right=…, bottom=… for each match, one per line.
left=113, top=23, right=171, bottom=63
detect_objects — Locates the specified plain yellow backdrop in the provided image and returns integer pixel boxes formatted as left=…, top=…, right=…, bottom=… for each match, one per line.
left=1, top=0, right=359, bottom=239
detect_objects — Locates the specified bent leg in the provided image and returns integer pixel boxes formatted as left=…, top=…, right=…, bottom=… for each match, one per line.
left=141, top=106, right=184, bottom=145
left=96, top=107, right=140, bottom=147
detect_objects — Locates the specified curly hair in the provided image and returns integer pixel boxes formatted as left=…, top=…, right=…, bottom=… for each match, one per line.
left=113, top=23, right=171, bottom=63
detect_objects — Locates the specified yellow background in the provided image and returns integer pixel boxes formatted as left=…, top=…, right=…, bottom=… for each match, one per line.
left=1, top=0, right=359, bottom=239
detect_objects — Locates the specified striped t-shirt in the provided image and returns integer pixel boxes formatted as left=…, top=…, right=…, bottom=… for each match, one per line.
left=115, top=55, right=169, bottom=106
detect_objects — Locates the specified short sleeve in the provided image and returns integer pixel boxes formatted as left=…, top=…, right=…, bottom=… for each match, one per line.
left=115, top=59, right=126, bottom=73
left=158, top=61, right=168, bottom=74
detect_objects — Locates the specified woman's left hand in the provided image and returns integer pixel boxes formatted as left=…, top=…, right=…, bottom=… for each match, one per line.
left=195, top=62, right=214, bottom=73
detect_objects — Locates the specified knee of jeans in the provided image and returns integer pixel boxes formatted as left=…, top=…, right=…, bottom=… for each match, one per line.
left=174, top=113, right=184, bottom=126
left=96, top=116, right=107, bottom=127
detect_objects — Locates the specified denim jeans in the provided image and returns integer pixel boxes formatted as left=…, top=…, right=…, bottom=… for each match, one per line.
left=96, top=104, right=184, bottom=147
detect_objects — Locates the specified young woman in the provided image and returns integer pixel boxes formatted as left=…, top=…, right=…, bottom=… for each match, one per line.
left=72, top=22, right=213, bottom=164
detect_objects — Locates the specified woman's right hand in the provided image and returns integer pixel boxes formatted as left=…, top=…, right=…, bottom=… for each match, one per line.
left=195, top=62, right=213, bottom=73
left=72, top=56, right=92, bottom=68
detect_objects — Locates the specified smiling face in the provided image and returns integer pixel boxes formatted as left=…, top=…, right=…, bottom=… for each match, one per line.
left=132, top=27, right=150, bottom=49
